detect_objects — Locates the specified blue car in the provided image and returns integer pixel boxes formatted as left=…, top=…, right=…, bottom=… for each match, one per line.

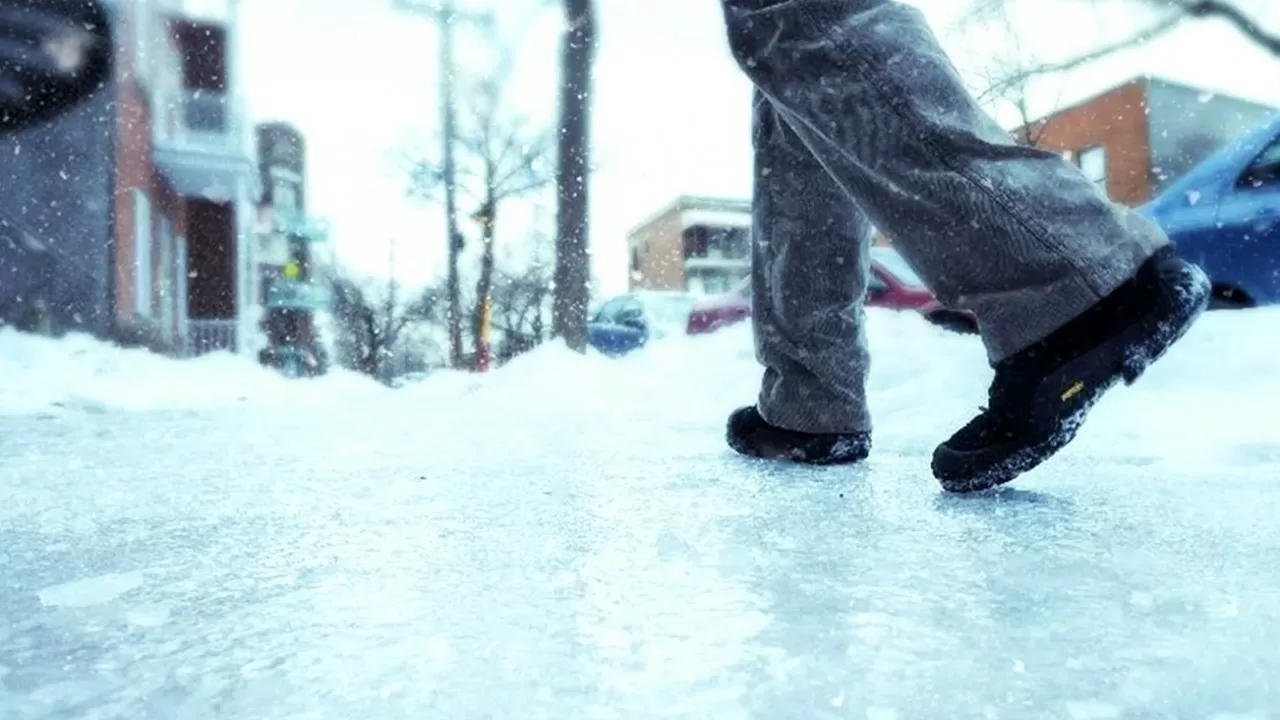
left=1139, top=112, right=1280, bottom=308
left=587, top=291, right=695, bottom=357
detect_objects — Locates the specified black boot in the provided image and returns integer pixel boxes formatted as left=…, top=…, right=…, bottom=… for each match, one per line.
left=726, top=406, right=871, bottom=465
left=932, top=246, right=1211, bottom=493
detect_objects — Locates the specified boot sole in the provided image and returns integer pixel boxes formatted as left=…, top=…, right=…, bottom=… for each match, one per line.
left=727, top=431, right=871, bottom=466
left=934, top=258, right=1212, bottom=494
left=725, top=408, right=871, bottom=465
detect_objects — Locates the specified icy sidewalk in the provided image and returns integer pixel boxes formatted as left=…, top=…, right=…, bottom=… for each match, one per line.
left=1, top=310, right=1279, bottom=719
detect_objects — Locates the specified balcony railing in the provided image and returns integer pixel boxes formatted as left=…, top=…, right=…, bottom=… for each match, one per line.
left=265, top=277, right=332, bottom=311
left=684, top=254, right=750, bottom=271
left=187, top=318, right=237, bottom=356
left=183, top=90, right=228, bottom=133
left=154, top=88, right=249, bottom=157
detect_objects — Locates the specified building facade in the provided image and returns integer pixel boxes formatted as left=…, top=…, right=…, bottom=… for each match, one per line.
left=254, top=122, right=332, bottom=374
left=1022, top=76, right=1277, bottom=207
left=0, top=0, right=260, bottom=357
left=627, top=196, right=751, bottom=295
left=132, top=0, right=260, bottom=355
left=627, top=195, right=891, bottom=294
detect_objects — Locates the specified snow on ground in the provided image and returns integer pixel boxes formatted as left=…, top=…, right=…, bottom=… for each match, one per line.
left=0, top=328, right=385, bottom=414
left=1, top=308, right=1279, bottom=718
left=405, top=303, right=1280, bottom=478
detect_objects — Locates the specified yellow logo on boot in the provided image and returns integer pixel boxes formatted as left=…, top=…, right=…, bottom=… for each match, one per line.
left=1061, top=381, right=1085, bottom=402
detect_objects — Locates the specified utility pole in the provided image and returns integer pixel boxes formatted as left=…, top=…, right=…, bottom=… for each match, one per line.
left=552, top=0, right=596, bottom=352
left=382, top=237, right=398, bottom=379
left=390, top=0, right=491, bottom=369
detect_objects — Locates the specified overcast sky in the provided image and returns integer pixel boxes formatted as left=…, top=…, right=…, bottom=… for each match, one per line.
left=237, top=0, right=1280, bottom=296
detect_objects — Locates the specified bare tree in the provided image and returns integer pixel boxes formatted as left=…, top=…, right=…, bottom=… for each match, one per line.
left=552, top=0, right=596, bottom=353
left=392, top=0, right=496, bottom=372
left=329, top=255, right=444, bottom=382
left=975, top=53, right=1059, bottom=147
left=458, top=76, right=554, bottom=370
left=491, top=258, right=552, bottom=363
left=957, top=0, right=1280, bottom=100
left=408, top=32, right=554, bottom=371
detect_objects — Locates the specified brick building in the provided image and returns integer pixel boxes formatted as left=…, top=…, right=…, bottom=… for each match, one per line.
left=626, top=194, right=880, bottom=294
left=0, top=0, right=260, bottom=356
left=1020, top=76, right=1276, bottom=207
left=627, top=196, right=750, bottom=295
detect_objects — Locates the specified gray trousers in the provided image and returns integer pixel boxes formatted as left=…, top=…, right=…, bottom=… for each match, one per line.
left=724, top=0, right=1169, bottom=434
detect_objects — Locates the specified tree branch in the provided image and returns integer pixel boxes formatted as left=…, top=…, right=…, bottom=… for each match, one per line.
left=1169, top=0, right=1280, bottom=55
left=974, top=11, right=1185, bottom=104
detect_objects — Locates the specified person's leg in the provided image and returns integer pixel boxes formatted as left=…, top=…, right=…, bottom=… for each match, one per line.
left=725, top=89, right=873, bottom=465
left=721, top=0, right=1210, bottom=488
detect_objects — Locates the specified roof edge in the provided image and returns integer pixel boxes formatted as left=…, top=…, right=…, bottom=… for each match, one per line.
left=626, top=194, right=750, bottom=240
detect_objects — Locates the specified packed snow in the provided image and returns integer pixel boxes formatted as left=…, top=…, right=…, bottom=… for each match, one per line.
left=1, top=307, right=1279, bottom=718
left=0, top=328, right=383, bottom=415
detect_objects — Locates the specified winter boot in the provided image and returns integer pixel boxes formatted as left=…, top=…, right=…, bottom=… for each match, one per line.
left=932, top=246, right=1211, bottom=493
left=726, top=406, right=871, bottom=465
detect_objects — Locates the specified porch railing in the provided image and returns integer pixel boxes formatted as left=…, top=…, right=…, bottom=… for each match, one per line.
left=186, top=319, right=237, bottom=356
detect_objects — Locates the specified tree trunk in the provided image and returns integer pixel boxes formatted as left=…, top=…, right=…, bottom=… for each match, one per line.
left=439, top=0, right=465, bottom=369
left=552, top=0, right=596, bottom=352
left=472, top=198, right=497, bottom=371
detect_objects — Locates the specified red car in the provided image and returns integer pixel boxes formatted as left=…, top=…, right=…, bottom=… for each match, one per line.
left=686, top=247, right=978, bottom=335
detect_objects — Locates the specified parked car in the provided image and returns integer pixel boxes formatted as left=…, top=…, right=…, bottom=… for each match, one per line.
left=685, top=247, right=978, bottom=335
left=1138, top=112, right=1280, bottom=308
left=587, top=291, right=696, bottom=357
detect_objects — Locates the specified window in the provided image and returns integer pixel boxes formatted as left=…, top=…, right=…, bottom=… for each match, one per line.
left=595, top=296, right=645, bottom=327
left=683, top=227, right=708, bottom=259
left=683, top=225, right=750, bottom=261
left=614, top=296, right=643, bottom=321
left=1239, top=137, right=1280, bottom=188
left=701, top=272, right=731, bottom=295
left=591, top=298, right=626, bottom=323
left=707, top=227, right=749, bottom=260
left=1078, top=146, right=1108, bottom=190
left=272, top=180, right=298, bottom=214
left=133, top=190, right=152, bottom=317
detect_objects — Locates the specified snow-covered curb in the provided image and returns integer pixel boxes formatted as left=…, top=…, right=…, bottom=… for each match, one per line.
left=0, top=328, right=386, bottom=415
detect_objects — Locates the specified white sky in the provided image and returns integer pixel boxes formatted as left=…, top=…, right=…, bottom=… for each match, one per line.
left=237, top=0, right=1280, bottom=296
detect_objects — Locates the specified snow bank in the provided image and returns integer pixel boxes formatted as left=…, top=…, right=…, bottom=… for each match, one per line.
left=6, top=304, right=1276, bottom=478
left=403, top=305, right=1280, bottom=476
left=0, top=328, right=385, bottom=414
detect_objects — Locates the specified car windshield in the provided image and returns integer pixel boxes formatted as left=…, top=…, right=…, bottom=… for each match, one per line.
left=872, top=248, right=928, bottom=290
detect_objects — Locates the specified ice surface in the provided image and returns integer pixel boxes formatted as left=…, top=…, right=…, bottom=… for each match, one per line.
left=2, top=308, right=1280, bottom=718
left=37, top=571, right=145, bottom=608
